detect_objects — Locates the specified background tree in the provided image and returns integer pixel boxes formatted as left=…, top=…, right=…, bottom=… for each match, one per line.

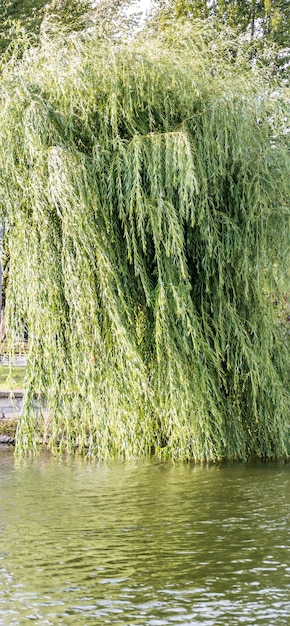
left=0, top=0, right=140, bottom=54
left=149, top=0, right=290, bottom=79
left=152, top=0, right=290, bottom=42
left=0, top=0, right=46, bottom=53
left=40, top=0, right=93, bottom=36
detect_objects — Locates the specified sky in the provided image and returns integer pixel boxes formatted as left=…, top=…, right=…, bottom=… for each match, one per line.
left=138, top=0, right=152, bottom=14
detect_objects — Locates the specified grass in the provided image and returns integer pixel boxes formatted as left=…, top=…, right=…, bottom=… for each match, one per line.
left=0, top=366, right=25, bottom=390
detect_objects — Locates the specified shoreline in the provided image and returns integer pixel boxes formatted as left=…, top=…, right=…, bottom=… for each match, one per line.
left=0, top=389, right=24, bottom=444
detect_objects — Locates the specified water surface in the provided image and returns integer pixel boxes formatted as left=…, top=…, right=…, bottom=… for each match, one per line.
left=0, top=451, right=290, bottom=625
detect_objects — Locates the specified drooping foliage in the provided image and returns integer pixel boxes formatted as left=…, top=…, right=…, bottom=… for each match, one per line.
left=0, top=24, right=289, bottom=459
left=0, top=0, right=47, bottom=53
left=0, top=0, right=140, bottom=56
left=0, top=0, right=81, bottom=54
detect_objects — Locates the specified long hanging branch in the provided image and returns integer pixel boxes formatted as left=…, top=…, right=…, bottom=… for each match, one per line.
left=0, top=23, right=289, bottom=459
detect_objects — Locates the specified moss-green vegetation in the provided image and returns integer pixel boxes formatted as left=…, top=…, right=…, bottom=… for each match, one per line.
left=0, top=418, right=17, bottom=438
left=0, top=24, right=289, bottom=459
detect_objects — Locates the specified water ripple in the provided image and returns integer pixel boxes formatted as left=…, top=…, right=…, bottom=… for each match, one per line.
left=0, top=453, right=290, bottom=624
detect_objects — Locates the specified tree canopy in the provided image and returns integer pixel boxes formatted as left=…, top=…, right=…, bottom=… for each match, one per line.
left=0, top=0, right=90, bottom=53
left=0, top=0, right=139, bottom=54
left=0, top=0, right=45, bottom=52
left=149, top=0, right=290, bottom=80
left=151, top=0, right=290, bottom=44
left=0, top=24, right=289, bottom=459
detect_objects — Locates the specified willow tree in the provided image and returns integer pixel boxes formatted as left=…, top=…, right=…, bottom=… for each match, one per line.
left=0, top=23, right=289, bottom=459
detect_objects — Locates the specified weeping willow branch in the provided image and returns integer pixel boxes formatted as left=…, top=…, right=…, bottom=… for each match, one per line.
left=0, top=24, right=289, bottom=460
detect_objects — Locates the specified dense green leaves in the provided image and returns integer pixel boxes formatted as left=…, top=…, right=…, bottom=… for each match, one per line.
left=0, top=25, right=289, bottom=459
left=149, top=0, right=290, bottom=80
left=0, top=0, right=45, bottom=53
left=0, top=0, right=139, bottom=55
left=152, top=0, right=290, bottom=44
left=0, top=0, right=91, bottom=54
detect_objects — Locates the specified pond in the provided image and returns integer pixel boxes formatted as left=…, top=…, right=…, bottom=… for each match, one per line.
left=0, top=451, right=290, bottom=625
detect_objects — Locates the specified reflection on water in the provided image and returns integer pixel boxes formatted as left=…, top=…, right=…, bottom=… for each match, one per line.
left=0, top=451, right=290, bottom=625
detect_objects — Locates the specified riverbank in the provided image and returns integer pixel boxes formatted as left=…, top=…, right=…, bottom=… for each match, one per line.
left=0, top=419, right=17, bottom=444
left=0, top=364, right=23, bottom=444
left=0, top=388, right=48, bottom=446
left=0, top=390, right=23, bottom=445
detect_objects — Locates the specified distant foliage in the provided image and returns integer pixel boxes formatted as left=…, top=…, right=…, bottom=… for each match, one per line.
left=0, top=0, right=138, bottom=55
left=0, top=25, right=289, bottom=459
left=149, top=0, right=290, bottom=82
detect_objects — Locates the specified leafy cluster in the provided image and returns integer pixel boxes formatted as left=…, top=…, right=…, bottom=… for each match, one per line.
left=0, top=0, right=138, bottom=55
left=0, top=25, right=289, bottom=459
left=149, top=0, right=290, bottom=82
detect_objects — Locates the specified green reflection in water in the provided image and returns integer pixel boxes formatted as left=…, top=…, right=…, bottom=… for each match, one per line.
left=0, top=451, right=290, bottom=625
